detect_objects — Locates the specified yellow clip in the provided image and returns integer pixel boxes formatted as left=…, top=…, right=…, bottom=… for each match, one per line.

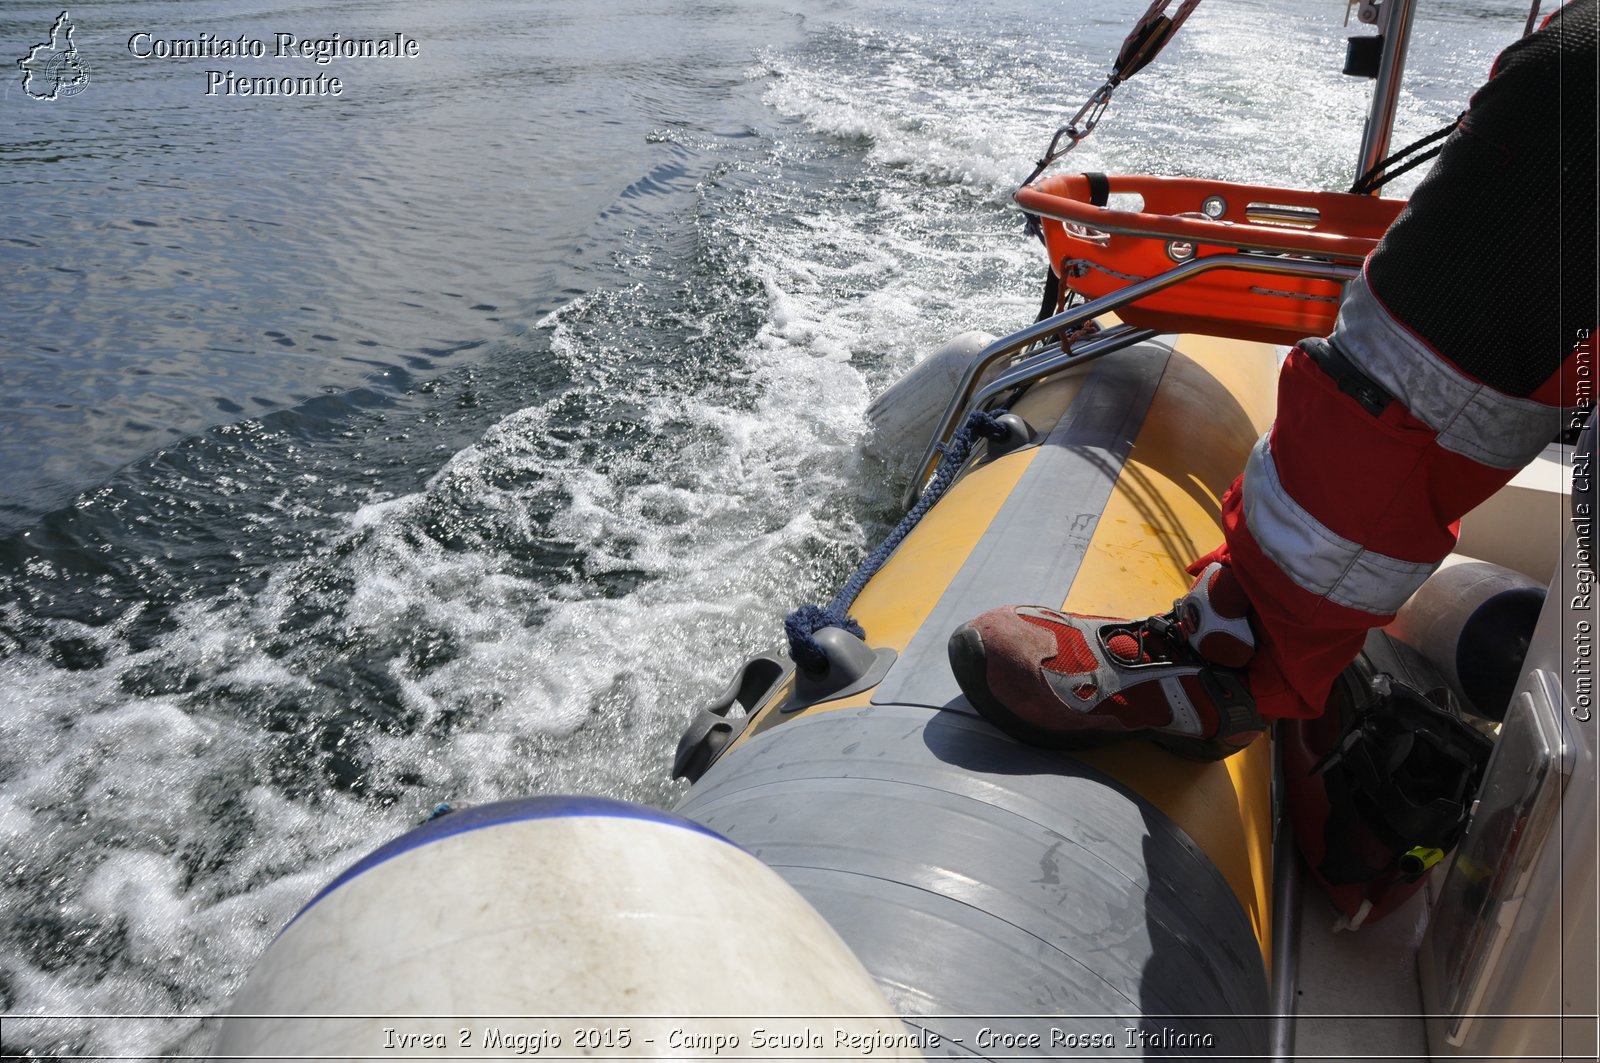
left=1400, top=846, right=1445, bottom=876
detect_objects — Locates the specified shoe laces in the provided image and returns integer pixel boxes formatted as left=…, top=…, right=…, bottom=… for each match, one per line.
left=1099, top=610, right=1187, bottom=667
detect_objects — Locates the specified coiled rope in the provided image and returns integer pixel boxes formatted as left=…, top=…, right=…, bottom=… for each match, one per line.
left=784, top=408, right=1011, bottom=672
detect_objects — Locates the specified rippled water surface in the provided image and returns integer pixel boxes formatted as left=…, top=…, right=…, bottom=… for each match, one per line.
left=0, top=0, right=1534, bottom=1056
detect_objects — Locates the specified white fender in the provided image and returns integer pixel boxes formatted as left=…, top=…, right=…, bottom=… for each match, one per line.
left=211, top=797, right=921, bottom=1060
left=1387, top=556, right=1545, bottom=720
left=865, top=331, right=999, bottom=474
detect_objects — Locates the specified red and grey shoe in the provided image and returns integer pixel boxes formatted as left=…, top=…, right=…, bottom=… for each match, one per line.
left=947, top=563, right=1265, bottom=761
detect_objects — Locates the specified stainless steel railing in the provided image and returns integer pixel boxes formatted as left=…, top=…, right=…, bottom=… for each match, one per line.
left=902, top=253, right=1360, bottom=508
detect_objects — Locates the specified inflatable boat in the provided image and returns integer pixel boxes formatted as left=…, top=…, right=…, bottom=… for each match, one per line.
left=211, top=2, right=1595, bottom=1059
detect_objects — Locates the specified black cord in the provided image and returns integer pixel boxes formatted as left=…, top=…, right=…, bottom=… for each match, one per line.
left=1349, top=114, right=1462, bottom=195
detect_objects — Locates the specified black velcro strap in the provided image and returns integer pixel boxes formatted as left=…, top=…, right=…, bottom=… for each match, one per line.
left=1083, top=172, right=1111, bottom=207
left=1300, top=336, right=1393, bottom=417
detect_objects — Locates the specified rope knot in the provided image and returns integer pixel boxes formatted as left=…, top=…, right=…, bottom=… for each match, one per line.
left=971, top=410, right=1011, bottom=440
left=782, top=407, right=1011, bottom=673
left=784, top=604, right=865, bottom=675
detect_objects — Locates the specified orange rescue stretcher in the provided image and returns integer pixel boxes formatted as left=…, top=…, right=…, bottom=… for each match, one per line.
left=1016, top=174, right=1405, bottom=347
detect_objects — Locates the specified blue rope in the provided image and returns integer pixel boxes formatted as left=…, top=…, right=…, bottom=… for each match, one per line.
left=785, top=408, right=1011, bottom=672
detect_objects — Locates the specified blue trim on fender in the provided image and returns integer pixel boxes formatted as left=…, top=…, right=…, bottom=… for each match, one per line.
left=288, top=795, right=733, bottom=929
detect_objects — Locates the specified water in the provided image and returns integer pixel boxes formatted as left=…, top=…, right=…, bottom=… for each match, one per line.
left=0, top=0, right=1533, bottom=1056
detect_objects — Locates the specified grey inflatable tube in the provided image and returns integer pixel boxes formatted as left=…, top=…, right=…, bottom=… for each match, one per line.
left=676, top=704, right=1268, bottom=1059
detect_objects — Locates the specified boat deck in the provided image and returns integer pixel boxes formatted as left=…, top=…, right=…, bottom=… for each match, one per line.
left=1290, top=864, right=1435, bottom=1059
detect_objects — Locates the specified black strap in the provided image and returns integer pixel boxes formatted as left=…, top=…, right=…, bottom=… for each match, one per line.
left=1300, top=336, right=1393, bottom=417
left=1035, top=267, right=1062, bottom=323
left=1083, top=172, right=1111, bottom=207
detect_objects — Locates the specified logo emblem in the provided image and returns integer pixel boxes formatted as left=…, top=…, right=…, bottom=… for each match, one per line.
left=18, top=11, right=91, bottom=100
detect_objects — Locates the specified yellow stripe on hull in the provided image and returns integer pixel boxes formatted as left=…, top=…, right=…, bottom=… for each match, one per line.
left=736, top=333, right=1281, bottom=961
left=1066, top=333, right=1278, bottom=963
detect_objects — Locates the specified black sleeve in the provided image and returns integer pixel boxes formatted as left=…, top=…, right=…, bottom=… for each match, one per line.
left=1364, top=0, right=1597, bottom=397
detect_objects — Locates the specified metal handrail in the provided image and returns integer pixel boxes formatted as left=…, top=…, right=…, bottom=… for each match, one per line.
left=902, top=252, right=1360, bottom=508
left=968, top=324, right=1162, bottom=414
left=1357, top=0, right=1419, bottom=185
left=1268, top=733, right=1303, bottom=1063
